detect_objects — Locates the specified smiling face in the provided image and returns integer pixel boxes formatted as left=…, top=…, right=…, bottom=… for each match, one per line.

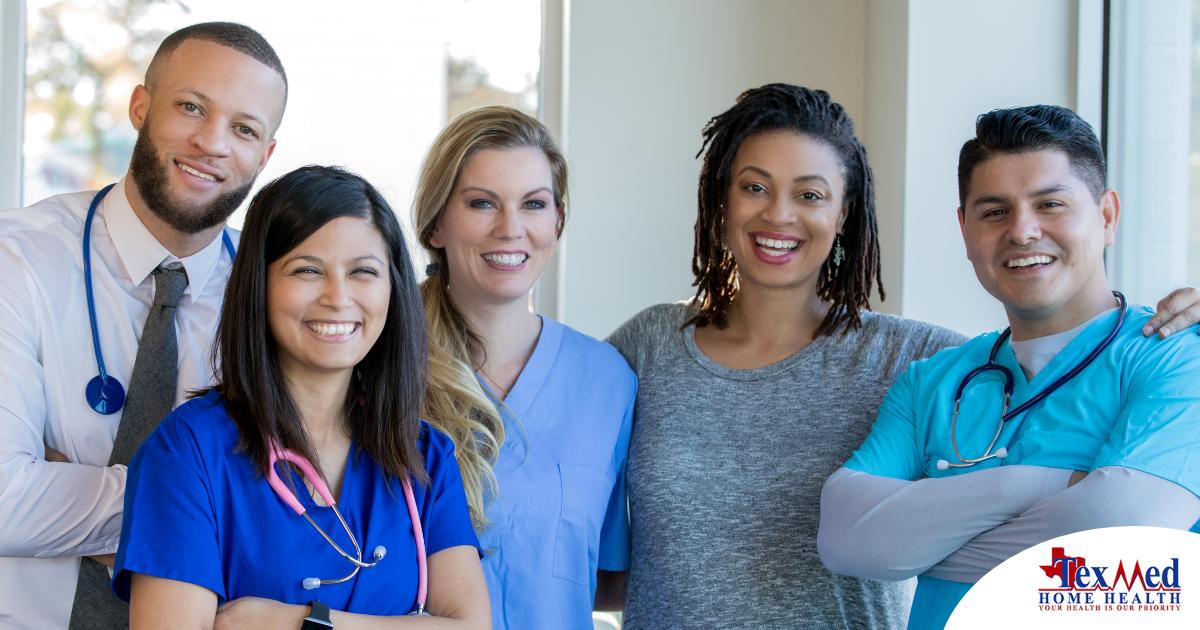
left=959, top=149, right=1119, bottom=323
left=267, top=216, right=392, bottom=383
left=428, top=147, right=560, bottom=306
left=724, top=131, right=848, bottom=294
left=128, top=38, right=285, bottom=233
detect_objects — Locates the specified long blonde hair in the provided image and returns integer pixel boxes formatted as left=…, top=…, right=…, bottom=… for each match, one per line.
left=415, top=106, right=569, bottom=530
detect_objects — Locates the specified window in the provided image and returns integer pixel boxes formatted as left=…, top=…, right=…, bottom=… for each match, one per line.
left=22, top=0, right=542, bottom=230
left=1105, top=0, right=1192, bottom=304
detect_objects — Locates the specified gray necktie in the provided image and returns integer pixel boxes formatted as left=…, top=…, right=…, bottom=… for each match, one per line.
left=69, top=265, right=189, bottom=630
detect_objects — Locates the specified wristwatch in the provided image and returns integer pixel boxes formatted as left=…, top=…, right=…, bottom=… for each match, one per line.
left=301, top=600, right=333, bottom=629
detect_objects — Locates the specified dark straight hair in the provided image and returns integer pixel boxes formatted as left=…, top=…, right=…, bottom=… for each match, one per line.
left=957, top=105, right=1107, bottom=209
left=207, top=165, right=429, bottom=487
left=687, top=83, right=883, bottom=336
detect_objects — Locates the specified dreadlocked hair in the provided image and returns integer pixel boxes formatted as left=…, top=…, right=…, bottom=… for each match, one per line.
left=685, top=83, right=884, bottom=337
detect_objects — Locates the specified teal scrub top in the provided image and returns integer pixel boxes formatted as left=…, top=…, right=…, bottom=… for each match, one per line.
left=478, top=316, right=637, bottom=630
left=844, top=306, right=1200, bottom=630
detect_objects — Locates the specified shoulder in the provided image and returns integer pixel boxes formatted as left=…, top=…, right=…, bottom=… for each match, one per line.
left=418, top=420, right=458, bottom=463
left=857, top=311, right=970, bottom=357
left=605, top=301, right=693, bottom=371
left=0, top=191, right=93, bottom=238
left=1119, top=306, right=1200, bottom=373
left=554, top=319, right=637, bottom=385
left=145, top=390, right=240, bottom=457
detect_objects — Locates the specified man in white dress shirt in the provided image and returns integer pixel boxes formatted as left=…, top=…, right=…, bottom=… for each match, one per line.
left=0, top=23, right=287, bottom=628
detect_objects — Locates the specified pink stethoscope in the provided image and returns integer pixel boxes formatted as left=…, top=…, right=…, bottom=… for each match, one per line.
left=267, top=441, right=430, bottom=616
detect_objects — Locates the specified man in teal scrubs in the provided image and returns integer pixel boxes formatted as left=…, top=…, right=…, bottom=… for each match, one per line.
left=817, top=105, right=1200, bottom=630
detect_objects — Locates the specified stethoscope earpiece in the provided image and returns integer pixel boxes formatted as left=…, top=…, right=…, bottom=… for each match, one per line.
left=302, top=577, right=321, bottom=590
left=373, top=546, right=387, bottom=560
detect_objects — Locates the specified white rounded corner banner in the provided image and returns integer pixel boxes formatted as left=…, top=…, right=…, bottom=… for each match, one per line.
left=946, top=526, right=1200, bottom=629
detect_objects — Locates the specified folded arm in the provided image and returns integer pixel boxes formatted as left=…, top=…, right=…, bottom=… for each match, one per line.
left=0, top=243, right=126, bottom=558
left=130, top=546, right=491, bottom=630
left=924, top=466, right=1200, bottom=583
left=817, top=465, right=1072, bottom=582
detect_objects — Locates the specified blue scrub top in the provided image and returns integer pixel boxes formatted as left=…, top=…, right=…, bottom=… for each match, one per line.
left=478, top=316, right=636, bottom=630
left=844, top=306, right=1200, bottom=630
left=112, top=390, right=481, bottom=614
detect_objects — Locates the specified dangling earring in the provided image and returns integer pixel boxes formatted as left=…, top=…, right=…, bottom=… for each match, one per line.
left=833, top=234, right=844, bottom=267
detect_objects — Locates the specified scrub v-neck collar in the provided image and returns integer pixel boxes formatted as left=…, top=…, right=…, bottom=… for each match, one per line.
left=480, top=315, right=564, bottom=422
left=995, top=306, right=1124, bottom=407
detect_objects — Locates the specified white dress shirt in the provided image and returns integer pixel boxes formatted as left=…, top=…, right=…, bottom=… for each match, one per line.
left=0, top=177, right=236, bottom=629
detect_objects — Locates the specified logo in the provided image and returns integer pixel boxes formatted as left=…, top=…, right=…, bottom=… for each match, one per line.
left=1037, top=546, right=1182, bottom=612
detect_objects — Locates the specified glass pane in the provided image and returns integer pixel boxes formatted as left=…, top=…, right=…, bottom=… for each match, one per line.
left=23, top=0, right=542, bottom=233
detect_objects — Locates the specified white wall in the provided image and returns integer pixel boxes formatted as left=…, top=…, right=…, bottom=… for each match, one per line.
left=899, top=0, right=1077, bottom=336
left=0, top=0, right=23, bottom=211
left=561, top=0, right=867, bottom=339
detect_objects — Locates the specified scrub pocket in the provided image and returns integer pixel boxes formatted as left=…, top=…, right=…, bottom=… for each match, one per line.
left=1015, top=429, right=1107, bottom=471
left=552, top=463, right=613, bottom=585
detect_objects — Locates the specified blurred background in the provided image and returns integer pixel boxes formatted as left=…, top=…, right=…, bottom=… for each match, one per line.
left=0, top=0, right=1197, bottom=347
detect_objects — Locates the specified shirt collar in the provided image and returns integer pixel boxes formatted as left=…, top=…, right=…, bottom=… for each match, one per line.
left=103, top=174, right=229, bottom=303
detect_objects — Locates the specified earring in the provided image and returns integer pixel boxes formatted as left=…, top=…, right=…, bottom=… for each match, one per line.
left=833, top=234, right=844, bottom=267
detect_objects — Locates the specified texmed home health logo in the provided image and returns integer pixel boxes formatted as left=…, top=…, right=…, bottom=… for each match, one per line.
left=1037, top=546, right=1182, bottom=613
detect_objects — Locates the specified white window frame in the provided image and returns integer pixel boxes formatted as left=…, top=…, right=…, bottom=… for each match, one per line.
left=0, top=0, right=24, bottom=210
left=1105, top=0, right=1192, bottom=305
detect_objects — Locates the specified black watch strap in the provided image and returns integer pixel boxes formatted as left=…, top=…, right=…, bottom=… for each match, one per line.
left=301, top=600, right=333, bottom=629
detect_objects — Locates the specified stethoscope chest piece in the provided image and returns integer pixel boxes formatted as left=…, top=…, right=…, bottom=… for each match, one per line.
left=85, top=375, right=125, bottom=415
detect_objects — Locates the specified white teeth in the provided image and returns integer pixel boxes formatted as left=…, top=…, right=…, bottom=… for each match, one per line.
left=307, top=323, right=356, bottom=337
left=177, top=162, right=217, bottom=182
left=754, top=236, right=800, bottom=250
left=1005, top=255, right=1054, bottom=268
left=482, top=253, right=528, bottom=266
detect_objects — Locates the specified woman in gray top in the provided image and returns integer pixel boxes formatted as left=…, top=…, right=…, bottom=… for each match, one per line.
left=603, top=84, right=1199, bottom=629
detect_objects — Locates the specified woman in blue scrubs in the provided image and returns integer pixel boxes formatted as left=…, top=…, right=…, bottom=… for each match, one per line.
left=113, top=166, right=490, bottom=627
left=413, top=107, right=636, bottom=630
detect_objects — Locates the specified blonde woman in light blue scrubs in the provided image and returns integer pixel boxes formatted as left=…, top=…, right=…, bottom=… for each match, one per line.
left=412, top=106, right=636, bottom=630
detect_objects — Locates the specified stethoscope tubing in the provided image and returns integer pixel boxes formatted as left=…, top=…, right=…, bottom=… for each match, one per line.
left=944, top=291, right=1128, bottom=468
left=82, top=184, right=235, bottom=414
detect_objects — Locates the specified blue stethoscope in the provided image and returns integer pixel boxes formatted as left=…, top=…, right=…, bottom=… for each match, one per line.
left=83, top=183, right=236, bottom=414
left=936, top=291, right=1128, bottom=470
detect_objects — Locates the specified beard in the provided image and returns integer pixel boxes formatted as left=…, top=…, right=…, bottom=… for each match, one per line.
left=128, top=120, right=256, bottom=235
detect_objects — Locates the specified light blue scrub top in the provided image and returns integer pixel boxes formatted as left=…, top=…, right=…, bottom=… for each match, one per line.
left=478, top=316, right=636, bottom=630
left=844, top=306, right=1200, bottom=630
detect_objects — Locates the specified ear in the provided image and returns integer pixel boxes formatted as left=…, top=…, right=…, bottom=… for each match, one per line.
left=836, top=199, right=850, bottom=233
left=957, top=207, right=967, bottom=243
left=128, top=85, right=151, bottom=131
left=256, top=138, right=277, bottom=176
left=428, top=223, right=446, bottom=249
left=1100, top=189, right=1120, bottom=247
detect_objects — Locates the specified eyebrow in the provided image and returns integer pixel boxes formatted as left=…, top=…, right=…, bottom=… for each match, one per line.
left=177, top=88, right=268, bottom=130
left=970, top=185, right=1072, bottom=208
left=736, top=166, right=831, bottom=187
left=284, top=254, right=384, bottom=266
left=459, top=186, right=553, bottom=199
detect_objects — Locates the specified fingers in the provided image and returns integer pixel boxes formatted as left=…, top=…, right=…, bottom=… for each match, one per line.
left=43, top=440, right=69, bottom=463
left=1143, top=287, right=1199, bottom=338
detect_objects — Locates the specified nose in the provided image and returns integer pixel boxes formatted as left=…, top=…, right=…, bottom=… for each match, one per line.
left=319, top=274, right=355, bottom=310
left=493, top=206, right=526, bottom=241
left=1006, top=205, right=1042, bottom=245
left=189, top=117, right=233, bottom=159
left=761, top=191, right=798, bottom=227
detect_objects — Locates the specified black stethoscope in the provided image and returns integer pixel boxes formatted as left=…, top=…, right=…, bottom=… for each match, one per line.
left=83, top=183, right=236, bottom=414
left=936, top=291, right=1129, bottom=470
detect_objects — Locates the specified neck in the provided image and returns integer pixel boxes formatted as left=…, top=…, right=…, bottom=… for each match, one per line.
left=448, top=284, right=541, bottom=375
left=123, top=174, right=225, bottom=259
left=282, top=364, right=353, bottom=447
left=1007, top=279, right=1117, bottom=342
left=724, top=279, right=831, bottom=344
